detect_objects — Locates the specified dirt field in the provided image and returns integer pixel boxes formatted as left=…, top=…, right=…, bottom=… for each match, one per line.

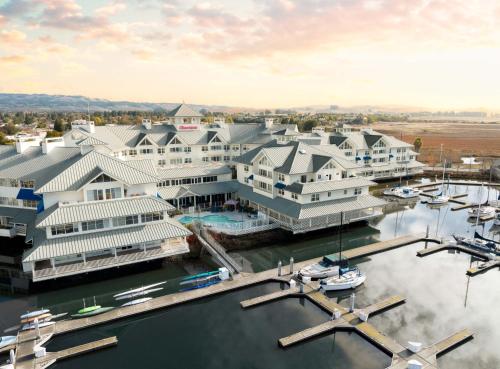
left=367, top=121, right=500, bottom=165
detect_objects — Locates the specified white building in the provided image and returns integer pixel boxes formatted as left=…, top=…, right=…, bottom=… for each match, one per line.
left=0, top=104, right=423, bottom=281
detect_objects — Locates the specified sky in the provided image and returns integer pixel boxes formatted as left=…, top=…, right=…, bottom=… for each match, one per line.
left=0, top=0, right=500, bottom=110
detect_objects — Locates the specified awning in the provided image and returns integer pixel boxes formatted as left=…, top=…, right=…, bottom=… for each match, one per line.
left=389, top=154, right=394, bottom=158
left=248, top=174, right=254, bottom=180
left=17, top=188, right=42, bottom=201
left=355, top=157, right=361, bottom=161
left=363, top=156, right=372, bottom=160
left=224, top=199, right=239, bottom=206
left=274, top=182, right=287, bottom=189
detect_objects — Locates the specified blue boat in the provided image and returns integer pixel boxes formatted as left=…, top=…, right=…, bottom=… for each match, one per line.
left=181, top=270, right=219, bottom=282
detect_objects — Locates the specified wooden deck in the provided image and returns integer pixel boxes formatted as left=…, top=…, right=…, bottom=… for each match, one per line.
left=279, top=319, right=350, bottom=347
left=240, top=287, right=299, bottom=308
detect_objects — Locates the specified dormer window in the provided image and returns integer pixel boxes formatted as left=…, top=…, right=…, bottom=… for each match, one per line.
left=139, top=138, right=153, bottom=146
left=91, top=174, right=115, bottom=183
left=171, top=137, right=182, bottom=145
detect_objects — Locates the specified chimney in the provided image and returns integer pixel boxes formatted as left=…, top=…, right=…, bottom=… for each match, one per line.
left=15, top=135, right=42, bottom=154
left=142, top=119, right=152, bottom=130
left=42, top=137, right=64, bottom=154
left=265, top=117, right=274, bottom=129
left=71, top=119, right=95, bottom=134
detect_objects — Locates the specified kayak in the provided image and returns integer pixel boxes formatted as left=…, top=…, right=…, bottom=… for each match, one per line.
left=115, top=287, right=163, bottom=301
left=181, top=271, right=219, bottom=282
left=20, top=321, right=55, bottom=331
left=180, top=279, right=220, bottom=292
left=121, top=298, right=152, bottom=307
left=113, top=282, right=166, bottom=298
left=71, top=307, right=114, bottom=319
left=78, top=305, right=101, bottom=314
left=20, top=313, right=52, bottom=324
left=0, top=336, right=16, bottom=349
left=20, top=309, right=50, bottom=320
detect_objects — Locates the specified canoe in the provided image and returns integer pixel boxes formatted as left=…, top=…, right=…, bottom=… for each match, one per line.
left=20, top=313, right=52, bottom=324
left=78, top=305, right=101, bottom=314
left=113, top=282, right=166, bottom=298
left=20, top=309, right=50, bottom=320
left=121, top=297, right=152, bottom=307
left=0, top=336, right=16, bottom=349
left=181, top=271, right=219, bottom=282
left=71, top=307, right=114, bottom=319
left=20, top=321, right=55, bottom=331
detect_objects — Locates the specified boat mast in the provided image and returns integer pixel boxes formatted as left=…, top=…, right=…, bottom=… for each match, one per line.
left=442, top=159, right=446, bottom=196
left=339, top=211, right=343, bottom=270
left=475, top=184, right=483, bottom=230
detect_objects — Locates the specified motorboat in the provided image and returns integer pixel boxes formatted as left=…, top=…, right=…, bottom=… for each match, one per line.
left=115, top=287, right=163, bottom=301
left=0, top=336, right=16, bottom=349
left=299, top=254, right=346, bottom=279
left=468, top=206, right=496, bottom=219
left=396, top=187, right=421, bottom=199
left=319, top=269, right=366, bottom=291
left=71, top=307, right=114, bottom=319
left=113, top=281, right=166, bottom=299
left=453, top=234, right=500, bottom=255
left=427, top=193, right=449, bottom=205
left=20, top=321, right=55, bottom=331
left=20, top=309, right=50, bottom=320
left=121, top=297, right=152, bottom=307
left=383, top=187, right=400, bottom=196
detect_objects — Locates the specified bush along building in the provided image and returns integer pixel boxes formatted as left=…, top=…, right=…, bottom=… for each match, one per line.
left=0, top=104, right=423, bottom=282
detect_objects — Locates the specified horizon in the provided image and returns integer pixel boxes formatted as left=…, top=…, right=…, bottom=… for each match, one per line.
left=1, top=0, right=500, bottom=110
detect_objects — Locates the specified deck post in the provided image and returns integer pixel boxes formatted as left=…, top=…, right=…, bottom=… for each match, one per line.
left=82, top=253, right=87, bottom=265
left=289, top=257, right=294, bottom=274
left=50, top=258, right=56, bottom=271
left=299, top=282, right=304, bottom=293
left=350, top=293, right=355, bottom=312
left=143, top=243, right=147, bottom=254
left=113, top=248, right=118, bottom=260
left=425, top=224, right=429, bottom=248
left=277, top=260, right=282, bottom=276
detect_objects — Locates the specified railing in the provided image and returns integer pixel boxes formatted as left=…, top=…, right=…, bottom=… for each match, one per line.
left=0, top=227, right=15, bottom=238
left=32, top=241, right=189, bottom=281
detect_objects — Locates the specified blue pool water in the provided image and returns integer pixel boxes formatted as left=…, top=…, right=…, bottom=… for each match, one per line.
left=178, top=214, right=242, bottom=225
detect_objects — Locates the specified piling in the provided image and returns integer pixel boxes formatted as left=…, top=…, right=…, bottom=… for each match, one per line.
left=350, top=293, right=355, bottom=312
left=277, top=260, right=282, bottom=276
left=289, top=257, right=294, bottom=274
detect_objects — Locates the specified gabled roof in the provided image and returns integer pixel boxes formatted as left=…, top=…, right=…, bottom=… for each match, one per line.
left=285, top=177, right=376, bottom=195
left=363, top=134, right=382, bottom=148
left=77, top=136, right=107, bottom=146
left=35, top=150, right=159, bottom=193
left=329, top=135, right=348, bottom=146
left=35, top=196, right=174, bottom=227
left=166, top=104, right=202, bottom=118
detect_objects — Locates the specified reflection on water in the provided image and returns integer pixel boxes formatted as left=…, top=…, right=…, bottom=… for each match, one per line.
left=0, top=185, right=499, bottom=369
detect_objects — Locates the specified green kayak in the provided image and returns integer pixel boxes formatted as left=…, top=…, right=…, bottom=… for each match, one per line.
left=77, top=305, right=101, bottom=314
left=72, top=306, right=113, bottom=318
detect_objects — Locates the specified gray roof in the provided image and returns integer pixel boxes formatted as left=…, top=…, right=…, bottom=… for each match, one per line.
left=77, top=136, right=107, bottom=146
left=35, top=196, right=174, bottom=227
left=157, top=181, right=239, bottom=199
left=285, top=178, right=376, bottom=195
left=157, top=165, right=231, bottom=180
left=329, top=136, right=348, bottom=146
left=24, top=219, right=191, bottom=261
left=36, top=150, right=159, bottom=193
left=166, top=104, right=202, bottom=117
left=363, top=134, right=382, bottom=148
left=0, top=147, right=83, bottom=189
left=0, top=206, right=36, bottom=224
left=237, top=184, right=385, bottom=219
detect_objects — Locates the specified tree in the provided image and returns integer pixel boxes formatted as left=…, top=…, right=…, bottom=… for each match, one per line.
left=299, top=119, right=318, bottom=132
left=413, top=137, right=423, bottom=152
left=54, top=118, right=64, bottom=132
left=0, top=132, right=6, bottom=145
left=45, top=130, right=63, bottom=138
left=4, top=123, right=18, bottom=135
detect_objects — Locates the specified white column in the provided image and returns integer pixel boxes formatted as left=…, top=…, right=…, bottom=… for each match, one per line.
left=113, top=248, right=118, bottom=260
left=143, top=243, right=147, bottom=254
left=82, top=253, right=87, bottom=265
left=50, top=258, right=56, bottom=271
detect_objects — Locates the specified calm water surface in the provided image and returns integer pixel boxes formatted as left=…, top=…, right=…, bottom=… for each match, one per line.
left=1, top=183, right=499, bottom=369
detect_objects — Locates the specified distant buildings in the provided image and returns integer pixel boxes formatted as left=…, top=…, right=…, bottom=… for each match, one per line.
left=0, top=104, right=423, bottom=282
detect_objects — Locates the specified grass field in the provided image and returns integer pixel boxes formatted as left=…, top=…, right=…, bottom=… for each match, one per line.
left=367, top=121, right=500, bottom=165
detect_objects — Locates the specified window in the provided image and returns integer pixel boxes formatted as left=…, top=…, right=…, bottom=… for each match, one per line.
left=224, top=145, right=230, bottom=151
left=112, top=215, right=139, bottom=227
left=169, top=147, right=182, bottom=153
left=311, top=193, right=320, bottom=202
left=202, top=157, right=209, bottom=162
left=210, top=145, right=222, bottom=151
left=139, top=138, right=153, bottom=146
left=278, top=189, right=284, bottom=196
left=184, top=157, right=192, bottom=164
left=255, top=180, right=272, bottom=193
left=244, top=177, right=249, bottom=184
left=87, top=187, right=121, bottom=201
left=157, top=148, right=165, bottom=154
left=278, top=174, right=285, bottom=181
left=211, top=156, right=221, bottom=162
left=211, top=136, right=221, bottom=143
left=129, top=149, right=137, bottom=156
left=183, top=147, right=191, bottom=153
left=141, top=212, right=164, bottom=223
left=20, top=180, right=35, bottom=188
left=140, top=148, right=153, bottom=154
left=342, top=171, right=348, bottom=179
left=51, top=223, right=78, bottom=236
left=291, top=193, right=298, bottom=200
left=224, top=156, right=230, bottom=161
left=82, top=219, right=105, bottom=231
left=23, top=199, right=38, bottom=208
left=244, top=165, right=249, bottom=172
left=0, top=197, right=18, bottom=206
left=232, top=145, right=239, bottom=151
left=92, top=174, right=115, bottom=183
left=327, top=192, right=331, bottom=197
left=354, top=188, right=362, bottom=195
left=202, top=176, right=217, bottom=183
left=170, top=137, right=182, bottom=145
left=300, top=175, right=307, bottom=183
left=158, top=159, right=166, bottom=166
left=258, top=169, right=272, bottom=178
left=158, top=180, right=170, bottom=187
left=202, top=146, right=208, bottom=152
left=170, top=158, right=183, bottom=165
left=243, top=145, right=249, bottom=151
left=344, top=189, right=348, bottom=195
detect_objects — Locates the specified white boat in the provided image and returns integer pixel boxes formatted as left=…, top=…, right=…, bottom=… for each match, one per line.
left=121, top=297, right=153, bottom=307
left=115, top=287, right=163, bottom=301
left=468, top=206, right=496, bottom=219
left=0, top=336, right=16, bottom=349
left=20, top=309, right=50, bottom=320
left=383, top=187, right=400, bottom=196
left=394, top=187, right=421, bottom=199
left=453, top=234, right=500, bottom=255
left=299, top=254, right=345, bottom=279
left=319, top=269, right=366, bottom=291
left=113, top=281, right=166, bottom=298
left=20, top=321, right=55, bottom=331
left=427, top=194, right=450, bottom=205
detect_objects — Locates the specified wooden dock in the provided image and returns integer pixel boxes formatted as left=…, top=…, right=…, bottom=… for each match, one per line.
left=354, top=295, right=405, bottom=319
left=240, top=287, right=299, bottom=308
left=279, top=319, right=350, bottom=347
left=420, top=192, right=468, bottom=205
left=417, top=243, right=500, bottom=276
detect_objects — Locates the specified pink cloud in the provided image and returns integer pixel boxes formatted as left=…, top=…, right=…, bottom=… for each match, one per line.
left=0, top=55, right=27, bottom=63
left=0, top=29, right=27, bottom=44
left=95, top=1, right=127, bottom=17
left=0, top=14, right=5, bottom=26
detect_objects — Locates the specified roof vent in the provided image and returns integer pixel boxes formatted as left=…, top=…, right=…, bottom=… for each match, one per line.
left=299, top=149, right=307, bottom=154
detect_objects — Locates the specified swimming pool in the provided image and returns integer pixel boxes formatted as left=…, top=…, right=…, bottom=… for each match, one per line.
left=178, top=214, right=242, bottom=225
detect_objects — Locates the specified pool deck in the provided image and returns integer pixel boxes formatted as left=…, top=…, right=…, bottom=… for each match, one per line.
left=7, top=233, right=470, bottom=369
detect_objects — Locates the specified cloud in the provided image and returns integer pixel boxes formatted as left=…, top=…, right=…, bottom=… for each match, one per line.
left=0, top=14, right=5, bottom=26
left=0, top=55, right=27, bottom=63
left=95, top=1, right=127, bottom=17
left=0, top=0, right=34, bottom=17
left=0, top=29, right=27, bottom=44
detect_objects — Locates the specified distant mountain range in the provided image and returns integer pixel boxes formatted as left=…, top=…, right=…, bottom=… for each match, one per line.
left=0, top=93, right=237, bottom=113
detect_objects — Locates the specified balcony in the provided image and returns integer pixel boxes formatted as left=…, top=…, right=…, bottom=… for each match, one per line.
left=0, top=226, right=15, bottom=238
left=32, top=239, right=189, bottom=282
